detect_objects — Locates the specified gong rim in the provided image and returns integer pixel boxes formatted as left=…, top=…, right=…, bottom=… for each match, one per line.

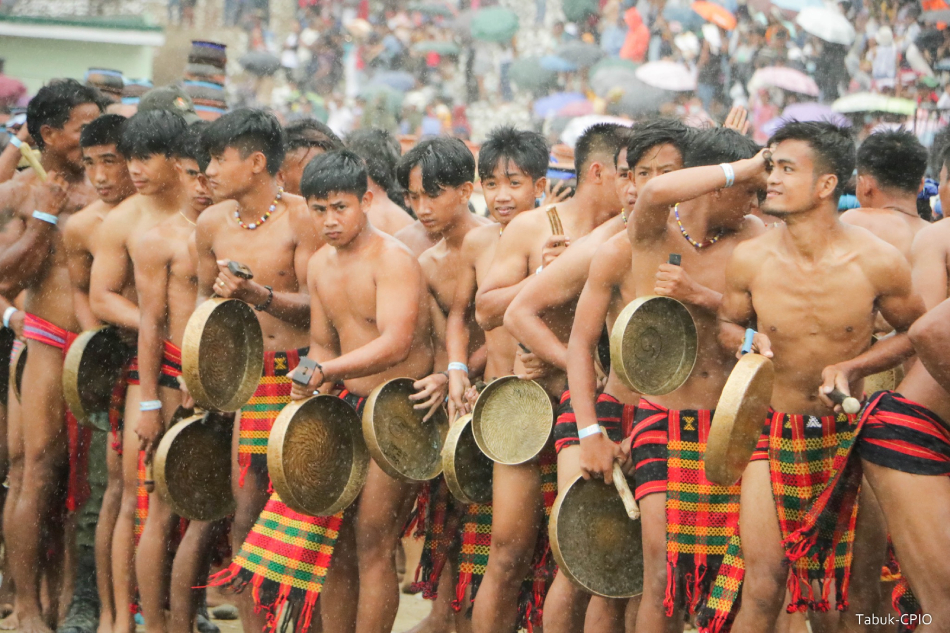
left=12, top=342, right=26, bottom=403
left=268, top=394, right=369, bottom=515
left=63, top=327, right=130, bottom=428
left=154, top=409, right=236, bottom=521
left=609, top=296, right=698, bottom=396
left=181, top=298, right=264, bottom=412
left=705, top=354, right=774, bottom=487
left=471, top=376, right=553, bottom=465
left=362, top=378, right=449, bottom=482
left=549, top=473, right=643, bottom=598
left=443, top=414, right=493, bottom=504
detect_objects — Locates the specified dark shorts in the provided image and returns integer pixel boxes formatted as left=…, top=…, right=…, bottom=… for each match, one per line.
left=552, top=390, right=635, bottom=454
left=858, top=391, right=950, bottom=477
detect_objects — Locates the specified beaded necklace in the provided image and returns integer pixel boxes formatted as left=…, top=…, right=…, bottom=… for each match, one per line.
left=235, top=187, right=282, bottom=230
left=674, top=204, right=723, bottom=249
left=621, top=208, right=628, bottom=225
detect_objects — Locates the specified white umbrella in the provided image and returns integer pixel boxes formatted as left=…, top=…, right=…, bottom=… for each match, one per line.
left=635, top=61, right=697, bottom=92
left=560, top=115, right=634, bottom=149
left=795, top=6, right=855, bottom=45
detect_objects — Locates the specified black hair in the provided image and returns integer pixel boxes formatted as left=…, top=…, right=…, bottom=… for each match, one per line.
left=80, top=114, right=126, bottom=149
left=346, top=128, right=401, bottom=193
left=769, top=121, right=856, bottom=199
left=477, top=125, right=549, bottom=183
left=202, top=108, right=285, bottom=176
left=285, top=118, right=344, bottom=153
left=300, top=149, right=368, bottom=201
left=856, top=130, right=927, bottom=194
left=624, top=118, right=692, bottom=168
left=931, top=126, right=950, bottom=177
left=684, top=127, right=759, bottom=168
left=396, top=137, right=475, bottom=197
left=27, top=79, right=106, bottom=150
left=574, top=123, right=627, bottom=184
left=178, top=121, right=211, bottom=172
left=117, top=109, right=188, bottom=160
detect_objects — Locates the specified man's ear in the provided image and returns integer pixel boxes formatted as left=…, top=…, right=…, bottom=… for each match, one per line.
left=39, top=124, right=56, bottom=150
left=587, top=161, right=603, bottom=184
left=533, top=176, right=547, bottom=199
left=250, top=150, right=269, bottom=175
left=817, top=173, right=839, bottom=201
left=362, top=189, right=374, bottom=212
left=458, top=180, right=474, bottom=202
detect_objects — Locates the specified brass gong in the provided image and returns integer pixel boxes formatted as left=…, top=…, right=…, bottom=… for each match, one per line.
left=549, top=473, right=644, bottom=598
left=63, top=327, right=131, bottom=430
left=154, top=408, right=235, bottom=521
left=269, top=394, right=369, bottom=516
left=471, top=376, right=554, bottom=465
left=442, top=414, right=493, bottom=504
left=610, top=296, right=698, bottom=396
left=363, top=378, right=449, bottom=482
left=705, top=354, right=774, bottom=486
left=863, top=366, right=904, bottom=395
left=181, top=297, right=264, bottom=412
left=11, top=343, right=26, bottom=403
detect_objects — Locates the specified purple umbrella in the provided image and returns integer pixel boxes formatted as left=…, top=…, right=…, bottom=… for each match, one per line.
left=533, top=92, right=587, bottom=118
left=0, top=76, right=26, bottom=107
left=762, top=102, right=850, bottom=136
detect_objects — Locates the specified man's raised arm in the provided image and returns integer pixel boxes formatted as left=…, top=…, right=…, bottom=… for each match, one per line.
left=474, top=216, right=533, bottom=331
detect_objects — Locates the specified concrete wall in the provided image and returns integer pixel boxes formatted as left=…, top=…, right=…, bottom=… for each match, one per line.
left=0, top=36, right=155, bottom=93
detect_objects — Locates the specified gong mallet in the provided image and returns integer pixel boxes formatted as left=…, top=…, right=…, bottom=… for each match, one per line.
left=827, top=388, right=861, bottom=415
left=601, top=427, right=640, bottom=520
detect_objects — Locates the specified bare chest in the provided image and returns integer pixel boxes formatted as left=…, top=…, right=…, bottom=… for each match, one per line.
left=212, top=223, right=298, bottom=287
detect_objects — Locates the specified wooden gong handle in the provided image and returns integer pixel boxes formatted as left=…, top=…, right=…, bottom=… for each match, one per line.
left=144, top=461, right=155, bottom=494
left=20, top=145, right=47, bottom=181
left=828, top=388, right=861, bottom=415
left=601, top=427, right=640, bottom=520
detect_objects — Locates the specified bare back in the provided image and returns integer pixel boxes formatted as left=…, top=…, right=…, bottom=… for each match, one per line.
left=367, top=196, right=414, bottom=236
left=840, top=207, right=929, bottom=261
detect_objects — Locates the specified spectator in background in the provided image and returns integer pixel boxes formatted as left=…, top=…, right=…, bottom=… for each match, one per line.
left=620, top=8, right=650, bottom=63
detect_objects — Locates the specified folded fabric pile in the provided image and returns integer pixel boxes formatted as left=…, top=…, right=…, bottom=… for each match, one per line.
left=184, top=40, right=228, bottom=121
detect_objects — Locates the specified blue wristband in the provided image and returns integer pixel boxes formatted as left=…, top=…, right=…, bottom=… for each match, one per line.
left=32, top=210, right=58, bottom=225
left=577, top=424, right=603, bottom=440
left=447, top=362, right=468, bottom=374
left=8, top=136, right=22, bottom=149
left=139, top=400, right=163, bottom=412
left=720, top=163, right=735, bottom=188
left=741, top=328, right=756, bottom=355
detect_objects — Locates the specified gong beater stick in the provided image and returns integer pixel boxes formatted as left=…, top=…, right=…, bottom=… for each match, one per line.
left=828, top=388, right=861, bottom=415
left=602, top=427, right=640, bottom=520
left=20, top=144, right=47, bottom=181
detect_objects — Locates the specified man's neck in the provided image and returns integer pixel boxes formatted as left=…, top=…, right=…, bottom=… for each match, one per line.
left=145, top=181, right=183, bottom=215
left=560, top=184, right=619, bottom=234
left=338, top=222, right=376, bottom=255
left=40, top=150, right=82, bottom=183
left=235, top=178, right=280, bottom=222
left=781, top=203, right=842, bottom=261
left=367, top=179, right=388, bottom=206
left=862, top=190, right=918, bottom=218
left=442, top=207, right=482, bottom=249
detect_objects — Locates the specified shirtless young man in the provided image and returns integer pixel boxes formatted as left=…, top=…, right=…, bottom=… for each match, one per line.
left=0, top=79, right=103, bottom=633
left=569, top=128, right=763, bottom=633
left=470, top=123, right=627, bottom=633
left=61, top=113, right=136, bottom=633
left=195, top=109, right=319, bottom=633
left=132, top=123, right=220, bottom=633
left=90, top=109, right=187, bottom=633
left=289, top=149, right=434, bottom=633
left=280, top=118, right=344, bottom=195
left=347, top=128, right=414, bottom=236
left=714, top=122, right=924, bottom=633
left=504, top=119, right=691, bottom=632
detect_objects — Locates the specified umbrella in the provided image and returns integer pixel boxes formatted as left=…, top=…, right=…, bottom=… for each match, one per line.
left=922, top=9, right=950, bottom=23
left=345, top=18, right=372, bottom=39
left=534, top=92, right=588, bottom=118
left=936, top=57, right=950, bottom=71
left=509, top=57, right=558, bottom=91
left=359, top=83, right=404, bottom=113
left=748, top=66, right=819, bottom=96
left=540, top=55, right=578, bottom=72
left=591, top=67, right=641, bottom=97
left=370, top=71, right=416, bottom=92
left=771, top=0, right=823, bottom=12
left=560, top=115, right=634, bottom=148
left=412, top=40, right=461, bottom=55
left=471, top=7, right=519, bottom=42
left=239, top=51, right=280, bottom=76
left=558, top=100, right=595, bottom=117
left=555, top=42, right=605, bottom=68
left=795, top=6, right=855, bottom=45
left=408, top=2, right=454, bottom=17
left=562, top=0, right=599, bottom=22
left=609, top=80, right=670, bottom=117
left=636, top=61, right=696, bottom=91
left=692, top=1, right=737, bottom=30
left=590, top=57, right=639, bottom=77
left=663, top=2, right=705, bottom=29
left=0, top=76, right=26, bottom=107
left=761, top=102, right=850, bottom=136
left=832, top=92, right=917, bottom=116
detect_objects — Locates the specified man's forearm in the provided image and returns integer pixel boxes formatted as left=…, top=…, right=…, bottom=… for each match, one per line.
left=321, top=334, right=415, bottom=383
left=259, top=290, right=311, bottom=327
left=505, top=309, right=567, bottom=370
left=0, top=220, right=55, bottom=286
left=91, top=291, right=140, bottom=331
left=690, top=286, right=723, bottom=315
left=841, top=333, right=915, bottom=382
left=137, top=319, right=164, bottom=403
left=566, top=337, right=601, bottom=432
left=475, top=279, right=528, bottom=331
left=718, top=319, right=748, bottom=355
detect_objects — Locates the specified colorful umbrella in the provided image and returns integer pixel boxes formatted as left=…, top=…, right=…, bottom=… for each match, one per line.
left=590, top=57, right=639, bottom=76
left=591, top=67, right=641, bottom=97
left=411, top=40, right=461, bottom=55
left=748, top=66, right=819, bottom=96
left=541, top=55, right=578, bottom=72
left=471, top=6, right=519, bottom=42
left=408, top=2, right=454, bottom=17
left=692, top=1, right=737, bottom=30
left=534, top=92, right=588, bottom=118
left=609, top=80, right=669, bottom=117
left=509, top=57, right=558, bottom=91
left=761, top=102, right=850, bottom=136
left=560, top=115, right=634, bottom=148
left=771, top=0, right=823, bottom=12
left=555, top=42, right=605, bottom=68
left=795, top=6, right=855, bottom=45
left=562, top=0, right=599, bottom=22
left=831, top=92, right=916, bottom=116
left=636, top=61, right=696, bottom=91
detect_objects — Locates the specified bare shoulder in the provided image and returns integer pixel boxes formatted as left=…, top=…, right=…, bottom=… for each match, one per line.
left=462, top=223, right=499, bottom=252
left=912, top=217, right=950, bottom=249
left=133, top=220, right=174, bottom=263
left=505, top=206, right=550, bottom=234
left=195, top=199, right=236, bottom=233
left=63, top=199, right=108, bottom=238
left=590, top=232, right=632, bottom=283
left=729, top=226, right=778, bottom=270
left=98, top=193, right=145, bottom=235
left=736, top=214, right=766, bottom=240
left=284, top=192, right=309, bottom=221
left=843, top=222, right=908, bottom=278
